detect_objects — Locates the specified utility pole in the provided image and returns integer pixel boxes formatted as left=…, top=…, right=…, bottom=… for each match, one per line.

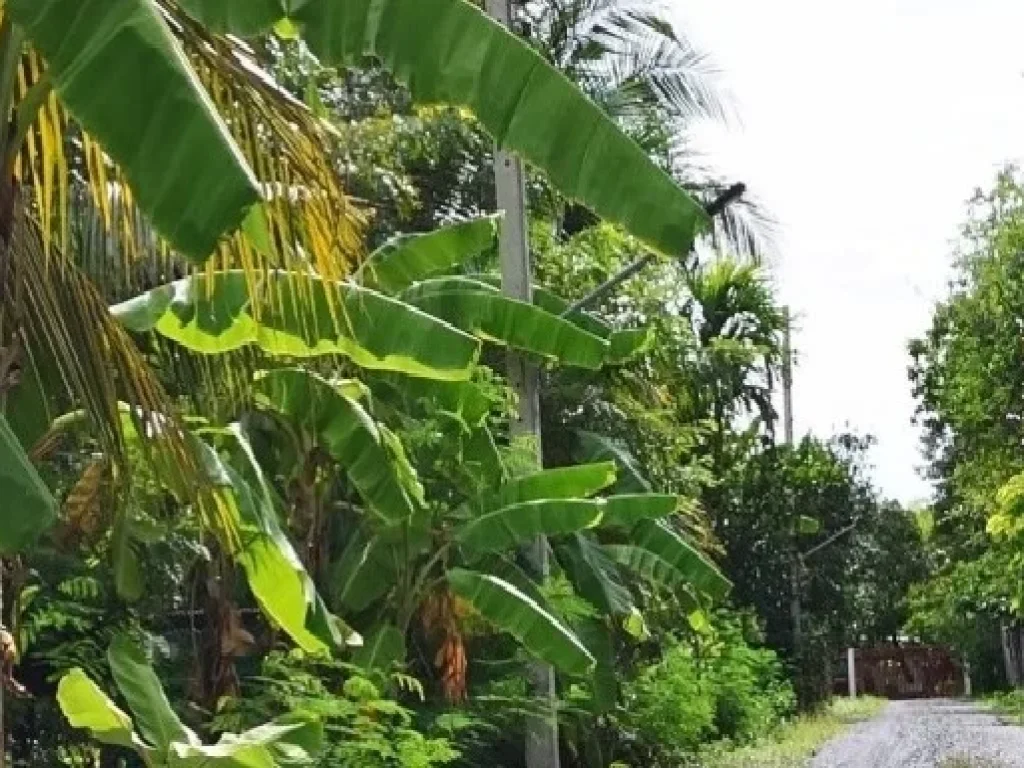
left=484, top=2, right=558, bottom=766
left=782, top=307, right=794, bottom=446
left=782, top=306, right=801, bottom=665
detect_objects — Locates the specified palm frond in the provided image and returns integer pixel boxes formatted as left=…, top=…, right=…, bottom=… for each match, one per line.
left=12, top=6, right=364, bottom=301
left=4, top=206, right=243, bottom=544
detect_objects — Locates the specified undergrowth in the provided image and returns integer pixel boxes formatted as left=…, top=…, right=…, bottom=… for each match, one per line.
left=699, top=696, right=886, bottom=768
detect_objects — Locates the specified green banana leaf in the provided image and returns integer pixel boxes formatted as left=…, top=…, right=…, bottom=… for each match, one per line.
left=556, top=534, right=633, bottom=616
left=56, top=669, right=137, bottom=750
left=258, top=368, right=422, bottom=522
left=574, top=617, right=618, bottom=714
left=573, top=431, right=652, bottom=493
left=0, top=414, right=57, bottom=554
left=403, top=278, right=608, bottom=369
left=9, top=0, right=260, bottom=262
left=289, top=0, right=710, bottom=256
left=630, top=520, right=731, bottom=600
left=371, top=373, right=498, bottom=429
left=120, top=409, right=343, bottom=653
left=359, top=216, right=501, bottom=294
left=111, top=511, right=144, bottom=602
left=111, top=271, right=480, bottom=381
left=498, top=277, right=653, bottom=364
left=168, top=720, right=322, bottom=766
left=477, top=463, right=617, bottom=513
left=447, top=568, right=594, bottom=676
left=608, top=328, right=654, bottom=364
left=329, top=528, right=400, bottom=613
left=602, top=544, right=700, bottom=611
left=58, top=661, right=322, bottom=764
left=457, top=499, right=606, bottom=554
left=600, top=494, right=679, bottom=530
left=476, top=556, right=553, bottom=613
left=204, top=428, right=347, bottom=654
left=176, top=0, right=283, bottom=36
left=352, top=624, right=406, bottom=671
left=463, top=424, right=506, bottom=488
left=107, top=636, right=198, bottom=754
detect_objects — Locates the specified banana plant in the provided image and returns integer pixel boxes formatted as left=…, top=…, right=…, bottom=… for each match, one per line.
left=5, top=0, right=706, bottom=264
left=252, top=366, right=729, bottom=701
left=57, top=634, right=322, bottom=766
left=1, top=0, right=708, bottom=550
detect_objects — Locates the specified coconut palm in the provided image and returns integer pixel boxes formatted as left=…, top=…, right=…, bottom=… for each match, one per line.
left=516, top=0, right=775, bottom=260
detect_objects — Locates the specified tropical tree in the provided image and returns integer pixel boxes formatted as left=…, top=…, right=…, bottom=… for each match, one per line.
left=907, top=167, right=1024, bottom=689
left=514, top=0, right=773, bottom=257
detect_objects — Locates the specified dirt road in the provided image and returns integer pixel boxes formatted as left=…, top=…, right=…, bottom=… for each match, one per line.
left=811, top=699, right=1024, bottom=767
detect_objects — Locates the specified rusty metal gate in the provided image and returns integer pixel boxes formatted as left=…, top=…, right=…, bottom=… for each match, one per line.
left=841, top=645, right=963, bottom=699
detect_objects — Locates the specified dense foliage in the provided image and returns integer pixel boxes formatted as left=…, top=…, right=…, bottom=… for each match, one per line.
left=0, top=2, right=916, bottom=767
left=907, top=168, right=1024, bottom=692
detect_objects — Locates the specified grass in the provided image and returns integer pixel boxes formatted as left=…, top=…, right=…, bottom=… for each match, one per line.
left=983, top=689, right=1024, bottom=725
left=938, top=759, right=1006, bottom=768
left=700, top=696, right=886, bottom=768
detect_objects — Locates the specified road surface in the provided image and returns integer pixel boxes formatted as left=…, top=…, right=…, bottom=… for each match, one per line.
left=811, top=699, right=1024, bottom=767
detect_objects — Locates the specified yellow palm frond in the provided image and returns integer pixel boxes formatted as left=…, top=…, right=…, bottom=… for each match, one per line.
left=5, top=207, right=241, bottom=545
left=11, top=7, right=364, bottom=301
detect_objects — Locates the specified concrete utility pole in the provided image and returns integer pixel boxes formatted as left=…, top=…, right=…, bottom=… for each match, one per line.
left=782, top=307, right=794, bottom=446
left=484, top=2, right=558, bottom=766
left=848, top=647, right=858, bottom=698
left=782, top=307, right=802, bottom=665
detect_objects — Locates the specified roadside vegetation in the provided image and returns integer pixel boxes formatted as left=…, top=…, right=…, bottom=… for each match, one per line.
left=702, top=696, right=885, bottom=768
left=0, top=0, right=1003, bottom=767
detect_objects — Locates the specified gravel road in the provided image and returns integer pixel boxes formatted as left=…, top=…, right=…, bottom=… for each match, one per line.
left=811, top=699, right=1024, bottom=767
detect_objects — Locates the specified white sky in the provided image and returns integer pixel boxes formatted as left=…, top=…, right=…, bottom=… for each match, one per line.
left=672, top=0, right=1024, bottom=503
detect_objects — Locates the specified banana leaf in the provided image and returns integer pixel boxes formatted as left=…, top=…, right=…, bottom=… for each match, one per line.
left=447, top=568, right=594, bottom=676
left=329, top=528, right=400, bottom=613
left=258, top=368, right=422, bottom=523
left=291, top=0, right=710, bottom=256
left=629, top=520, right=731, bottom=600
left=111, top=271, right=480, bottom=381
left=600, top=494, right=679, bottom=530
left=222, top=431, right=349, bottom=653
left=352, top=624, right=406, bottom=671
left=403, top=278, right=608, bottom=369
left=573, top=431, right=652, bottom=493
left=56, top=670, right=137, bottom=750
left=557, top=534, right=633, bottom=616
left=476, top=463, right=617, bottom=513
left=107, top=636, right=198, bottom=754
left=457, top=499, right=605, bottom=554
left=9, top=0, right=260, bottom=261
left=359, top=216, right=501, bottom=294
left=0, top=414, right=57, bottom=554
left=176, top=0, right=283, bottom=36
left=603, top=544, right=702, bottom=612
left=574, top=617, right=618, bottom=714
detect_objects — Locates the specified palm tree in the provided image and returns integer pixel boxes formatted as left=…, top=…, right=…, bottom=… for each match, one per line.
left=516, top=0, right=774, bottom=260
left=685, top=259, right=785, bottom=455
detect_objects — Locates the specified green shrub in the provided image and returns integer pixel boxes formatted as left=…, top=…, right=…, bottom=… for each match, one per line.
left=213, top=650, right=460, bottom=768
left=621, top=613, right=796, bottom=764
left=625, top=643, right=717, bottom=755
left=707, top=620, right=796, bottom=742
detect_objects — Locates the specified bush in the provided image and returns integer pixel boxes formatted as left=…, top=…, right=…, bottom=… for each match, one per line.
left=621, top=613, right=796, bottom=764
left=212, top=650, right=460, bottom=768
left=626, top=643, right=717, bottom=754
left=708, top=619, right=796, bottom=742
